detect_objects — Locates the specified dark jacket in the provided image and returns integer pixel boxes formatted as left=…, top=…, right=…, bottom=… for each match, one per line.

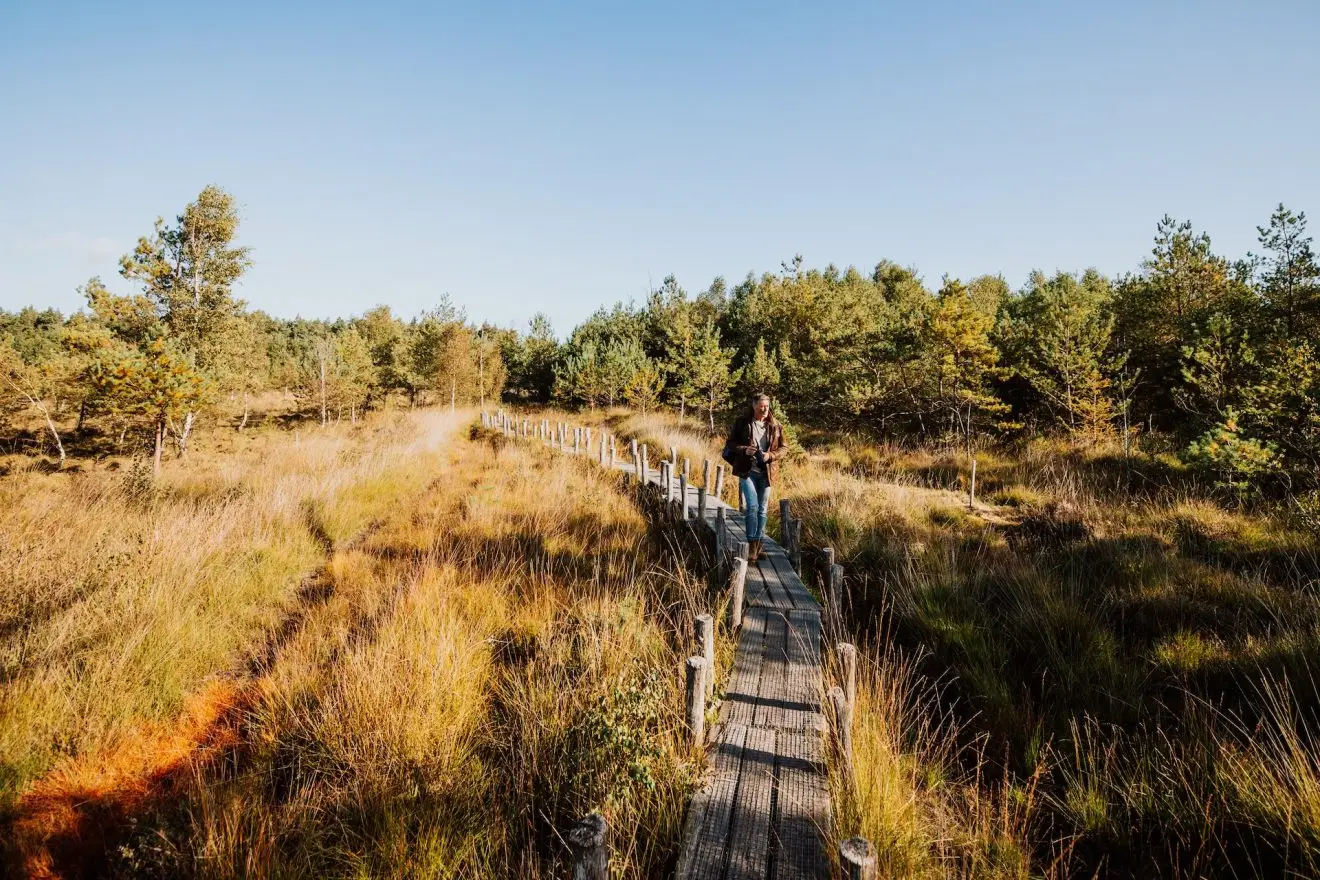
left=722, top=415, right=787, bottom=484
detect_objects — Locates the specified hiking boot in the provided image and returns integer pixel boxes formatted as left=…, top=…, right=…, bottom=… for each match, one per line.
left=749, top=539, right=763, bottom=561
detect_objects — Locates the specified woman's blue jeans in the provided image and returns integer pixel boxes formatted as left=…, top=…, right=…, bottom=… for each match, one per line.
left=740, top=471, right=772, bottom=542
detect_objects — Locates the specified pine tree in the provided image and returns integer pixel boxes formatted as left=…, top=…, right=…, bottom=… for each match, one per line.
left=923, top=277, right=1008, bottom=453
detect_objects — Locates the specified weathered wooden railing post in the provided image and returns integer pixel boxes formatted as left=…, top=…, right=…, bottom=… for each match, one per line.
left=729, top=556, right=748, bottom=627
left=829, top=685, right=854, bottom=784
left=640, top=444, right=649, bottom=484
left=714, top=506, right=727, bottom=559
left=827, top=563, right=845, bottom=640
left=697, top=485, right=707, bottom=522
left=714, top=465, right=726, bottom=503
left=735, top=540, right=749, bottom=569
left=683, top=457, right=690, bottom=481
left=837, top=642, right=857, bottom=723
left=702, top=458, right=712, bottom=490
left=685, top=656, right=707, bottom=746
left=679, top=473, right=689, bottom=520
left=780, top=499, right=792, bottom=543
left=670, top=445, right=678, bottom=471
left=568, top=812, right=610, bottom=880
left=609, top=441, right=616, bottom=469
left=969, top=456, right=978, bottom=510
left=839, top=837, right=875, bottom=880
left=820, top=547, right=835, bottom=589
left=695, top=613, right=715, bottom=697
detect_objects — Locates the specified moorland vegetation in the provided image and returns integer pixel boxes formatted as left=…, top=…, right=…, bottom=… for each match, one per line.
left=2, top=186, right=1318, bottom=878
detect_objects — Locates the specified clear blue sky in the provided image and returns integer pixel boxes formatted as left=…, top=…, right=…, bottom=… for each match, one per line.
left=2, top=1, right=1317, bottom=337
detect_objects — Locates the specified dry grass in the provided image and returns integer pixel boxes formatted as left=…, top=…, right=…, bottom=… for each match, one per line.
left=89, top=421, right=703, bottom=878
left=590, top=407, right=1320, bottom=878
left=0, top=410, right=465, bottom=864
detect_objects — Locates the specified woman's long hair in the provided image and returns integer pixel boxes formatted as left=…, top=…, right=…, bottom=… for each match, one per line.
left=746, top=393, right=778, bottom=427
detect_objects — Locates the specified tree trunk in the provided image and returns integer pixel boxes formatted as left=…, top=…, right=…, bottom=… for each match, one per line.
left=153, top=416, right=165, bottom=476
left=319, top=347, right=328, bottom=425
left=178, top=410, right=196, bottom=458
left=40, top=407, right=65, bottom=466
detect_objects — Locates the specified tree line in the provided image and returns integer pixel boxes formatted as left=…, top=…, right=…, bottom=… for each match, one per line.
left=514, top=208, right=1318, bottom=495
left=3, top=186, right=1317, bottom=493
left=0, top=186, right=506, bottom=472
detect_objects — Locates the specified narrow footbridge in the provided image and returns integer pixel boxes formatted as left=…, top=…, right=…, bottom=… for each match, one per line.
left=482, top=413, right=872, bottom=880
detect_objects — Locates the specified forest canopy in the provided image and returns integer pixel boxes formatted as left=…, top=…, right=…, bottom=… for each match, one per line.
left=3, top=188, right=1317, bottom=494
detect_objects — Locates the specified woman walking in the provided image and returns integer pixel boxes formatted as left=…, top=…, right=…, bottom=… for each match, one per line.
left=721, top=393, right=786, bottom=561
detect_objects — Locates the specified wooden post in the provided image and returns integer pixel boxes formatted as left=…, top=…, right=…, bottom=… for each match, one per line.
left=839, top=838, right=876, bottom=880
left=828, top=563, right=845, bottom=639
left=629, top=437, right=638, bottom=458
left=837, top=642, right=857, bottom=722
left=697, top=485, right=707, bottom=522
left=568, top=812, right=610, bottom=880
left=969, top=456, right=978, bottom=510
left=714, top=465, right=726, bottom=502
left=820, top=547, right=835, bottom=586
left=829, top=685, right=854, bottom=782
left=735, top=540, right=749, bottom=568
left=715, top=506, right=727, bottom=558
left=670, top=445, right=678, bottom=470
left=679, top=474, right=689, bottom=520
left=683, top=457, right=690, bottom=480
left=695, top=613, right=715, bottom=697
left=729, top=556, right=748, bottom=627
left=703, top=458, right=711, bottom=489
left=685, top=656, right=706, bottom=746
left=640, top=445, right=649, bottom=483
left=586, top=427, right=592, bottom=451
left=780, top=499, right=792, bottom=543
left=788, top=518, right=803, bottom=572
left=609, top=443, right=616, bottom=469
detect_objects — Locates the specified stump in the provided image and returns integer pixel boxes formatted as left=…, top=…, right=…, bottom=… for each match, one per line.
left=695, top=613, right=715, bottom=697
left=568, top=812, right=610, bottom=880
left=685, top=656, right=707, bottom=745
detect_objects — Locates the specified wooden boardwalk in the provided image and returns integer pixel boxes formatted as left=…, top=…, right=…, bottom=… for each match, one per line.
left=484, top=415, right=834, bottom=879
left=626, top=461, right=832, bottom=880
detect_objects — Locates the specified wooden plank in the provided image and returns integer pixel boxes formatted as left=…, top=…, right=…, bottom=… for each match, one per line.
left=744, top=560, right=772, bottom=609
left=771, top=731, right=830, bottom=880
left=678, top=723, right=748, bottom=880
left=756, top=556, right=793, bottom=609
left=725, top=725, right=777, bottom=880
left=764, top=546, right=815, bottom=608
left=723, top=609, right=769, bottom=727
left=782, top=610, right=826, bottom=733
left=753, top=612, right=788, bottom=729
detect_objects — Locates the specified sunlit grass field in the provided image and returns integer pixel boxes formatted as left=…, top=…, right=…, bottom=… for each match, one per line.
left=6, top=402, right=1318, bottom=878
left=2, top=412, right=709, bottom=878
left=566, top=406, right=1320, bottom=879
